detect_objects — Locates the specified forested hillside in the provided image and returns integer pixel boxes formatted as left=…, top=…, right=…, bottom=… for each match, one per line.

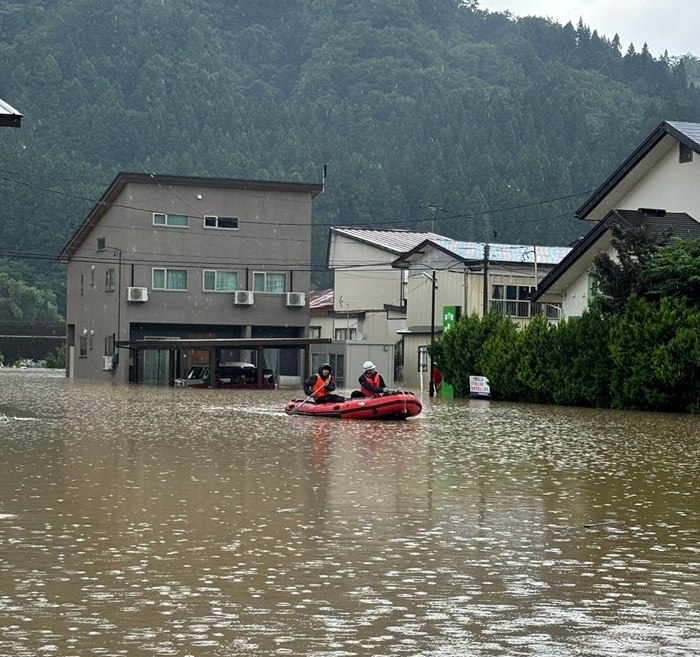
left=1, top=0, right=699, bottom=318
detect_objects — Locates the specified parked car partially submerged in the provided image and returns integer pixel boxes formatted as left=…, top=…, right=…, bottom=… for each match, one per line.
left=174, top=362, right=275, bottom=388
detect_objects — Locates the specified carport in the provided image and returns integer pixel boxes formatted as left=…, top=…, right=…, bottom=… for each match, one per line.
left=115, top=336, right=332, bottom=387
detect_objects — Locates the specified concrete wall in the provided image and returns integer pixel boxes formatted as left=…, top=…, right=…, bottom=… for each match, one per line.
left=0, top=323, right=64, bottom=365
left=65, top=181, right=313, bottom=382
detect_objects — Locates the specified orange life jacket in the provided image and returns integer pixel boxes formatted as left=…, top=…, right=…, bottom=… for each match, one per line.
left=361, top=372, right=382, bottom=397
left=310, top=373, right=331, bottom=399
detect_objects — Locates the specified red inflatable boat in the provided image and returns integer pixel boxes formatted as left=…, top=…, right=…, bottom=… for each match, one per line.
left=285, top=390, right=422, bottom=420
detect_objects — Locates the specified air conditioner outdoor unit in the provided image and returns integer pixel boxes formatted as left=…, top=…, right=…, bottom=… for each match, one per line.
left=127, top=287, right=149, bottom=302
left=102, top=355, right=114, bottom=371
left=234, top=290, right=254, bottom=306
left=286, top=292, right=306, bottom=307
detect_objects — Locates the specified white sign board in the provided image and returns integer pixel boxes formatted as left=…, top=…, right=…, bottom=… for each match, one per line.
left=469, top=375, right=491, bottom=399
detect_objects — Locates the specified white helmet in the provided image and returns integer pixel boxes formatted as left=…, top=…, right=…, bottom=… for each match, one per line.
left=363, top=361, right=376, bottom=371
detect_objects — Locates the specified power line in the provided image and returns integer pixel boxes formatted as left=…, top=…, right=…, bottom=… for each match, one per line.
left=0, top=168, right=592, bottom=231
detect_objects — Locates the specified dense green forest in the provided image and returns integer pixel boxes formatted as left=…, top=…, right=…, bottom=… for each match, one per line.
left=1, top=0, right=700, bottom=319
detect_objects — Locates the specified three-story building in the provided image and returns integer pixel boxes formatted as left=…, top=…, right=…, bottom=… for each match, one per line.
left=59, top=172, right=323, bottom=384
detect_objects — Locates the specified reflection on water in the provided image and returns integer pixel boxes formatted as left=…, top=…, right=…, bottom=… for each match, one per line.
left=1, top=369, right=700, bottom=656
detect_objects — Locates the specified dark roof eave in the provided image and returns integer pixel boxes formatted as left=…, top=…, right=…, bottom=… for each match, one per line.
left=530, top=211, right=629, bottom=302
left=531, top=209, right=700, bottom=302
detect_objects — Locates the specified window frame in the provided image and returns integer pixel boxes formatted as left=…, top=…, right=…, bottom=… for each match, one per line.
left=334, top=327, right=356, bottom=341
left=252, top=271, right=287, bottom=294
left=203, top=269, right=238, bottom=293
left=153, top=212, right=189, bottom=228
left=680, top=142, right=693, bottom=164
left=490, top=284, right=557, bottom=319
left=204, top=215, right=239, bottom=230
left=152, top=267, right=188, bottom=291
left=105, top=268, right=115, bottom=293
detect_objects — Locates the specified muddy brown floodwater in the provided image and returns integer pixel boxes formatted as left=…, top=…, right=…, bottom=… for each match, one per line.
left=1, top=368, right=699, bottom=656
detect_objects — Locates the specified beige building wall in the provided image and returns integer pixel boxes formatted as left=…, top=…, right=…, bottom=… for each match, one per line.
left=329, top=234, right=405, bottom=311
left=617, top=143, right=700, bottom=214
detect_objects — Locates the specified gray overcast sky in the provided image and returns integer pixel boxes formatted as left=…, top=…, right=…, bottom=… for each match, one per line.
left=477, top=0, right=698, bottom=58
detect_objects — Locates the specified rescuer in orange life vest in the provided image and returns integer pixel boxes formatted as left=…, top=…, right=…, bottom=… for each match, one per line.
left=356, top=361, right=389, bottom=397
left=303, top=363, right=345, bottom=404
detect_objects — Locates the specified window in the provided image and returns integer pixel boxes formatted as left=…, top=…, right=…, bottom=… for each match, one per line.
left=203, top=270, right=237, bottom=292
left=680, top=143, right=693, bottom=164
left=490, top=284, right=536, bottom=318
left=96, top=237, right=106, bottom=252
left=80, top=274, right=84, bottom=296
left=105, top=268, right=115, bottom=292
left=204, top=215, right=239, bottom=230
left=253, top=272, right=286, bottom=294
left=309, top=327, right=322, bottom=339
left=105, top=334, right=116, bottom=357
left=79, top=336, right=87, bottom=357
left=152, top=268, right=188, bottom=291
left=153, top=212, right=189, bottom=227
left=334, top=327, right=356, bottom=341
left=418, top=346, right=428, bottom=372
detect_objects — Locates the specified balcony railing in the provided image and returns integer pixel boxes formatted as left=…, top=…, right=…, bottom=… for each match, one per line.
left=489, top=299, right=561, bottom=321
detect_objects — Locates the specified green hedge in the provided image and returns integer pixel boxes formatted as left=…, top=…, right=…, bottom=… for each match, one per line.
left=430, top=302, right=700, bottom=414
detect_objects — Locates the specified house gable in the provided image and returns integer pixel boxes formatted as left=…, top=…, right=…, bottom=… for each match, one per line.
left=326, top=228, right=449, bottom=315
left=531, top=210, right=700, bottom=310
left=577, top=121, right=700, bottom=222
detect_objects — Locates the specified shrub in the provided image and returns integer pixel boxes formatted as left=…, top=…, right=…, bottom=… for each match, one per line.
left=44, top=345, right=66, bottom=369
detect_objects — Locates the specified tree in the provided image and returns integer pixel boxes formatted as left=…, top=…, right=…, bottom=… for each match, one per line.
left=429, top=311, right=513, bottom=397
left=590, top=222, right=670, bottom=315
left=645, top=238, right=700, bottom=305
left=0, top=273, right=63, bottom=323
left=609, top=296, right=700, bottom=412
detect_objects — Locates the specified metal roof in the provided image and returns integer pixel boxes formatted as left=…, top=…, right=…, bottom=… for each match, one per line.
left=0, top=97, right=22, bottom=127
left=394, top=237, right=571, bottom=267
left=429, top=237, right=571, bottom=265
left=309, top=288, right=334, bottom=310
left=330, top=227, right=448, bottom=255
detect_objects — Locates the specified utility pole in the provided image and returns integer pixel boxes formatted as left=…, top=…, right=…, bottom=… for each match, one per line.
left=429, top=270, right=437, bottom=398
left=533, top=245, right=538, bottom=287
left=482, top=243, right=490, bottom=316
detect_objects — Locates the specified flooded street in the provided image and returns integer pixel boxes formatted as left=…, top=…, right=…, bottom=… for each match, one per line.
left=1, top=368, right=700, bottom=656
